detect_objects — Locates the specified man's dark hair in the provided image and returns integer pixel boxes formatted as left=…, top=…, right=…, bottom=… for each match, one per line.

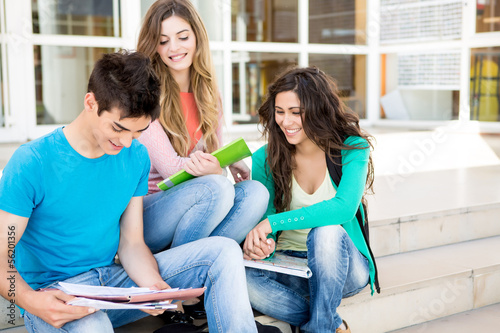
left=87, top=50, right=161, bottom=120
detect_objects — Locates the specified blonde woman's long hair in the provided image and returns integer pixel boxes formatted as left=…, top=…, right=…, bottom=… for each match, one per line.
left=138, top=0, right=220, bottom=156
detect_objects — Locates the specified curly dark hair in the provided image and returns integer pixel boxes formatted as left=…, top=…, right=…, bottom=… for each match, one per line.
left=258, top=66, right=374, bottom=213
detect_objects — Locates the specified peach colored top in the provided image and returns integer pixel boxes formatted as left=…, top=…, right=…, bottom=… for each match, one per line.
left=181, top=93, right=203, bottom=152
left=138, top=92, right=223, bottom=194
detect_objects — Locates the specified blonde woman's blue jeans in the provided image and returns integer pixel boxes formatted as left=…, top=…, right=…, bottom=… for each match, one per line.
left=143, top=175, right=269, bottom=253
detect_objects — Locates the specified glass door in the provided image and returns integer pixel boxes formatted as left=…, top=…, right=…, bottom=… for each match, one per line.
left=30, top=0, right=121, bottom=138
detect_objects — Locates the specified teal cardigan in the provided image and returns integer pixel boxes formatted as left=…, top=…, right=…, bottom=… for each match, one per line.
left=251, top=136, right=378, bottom=295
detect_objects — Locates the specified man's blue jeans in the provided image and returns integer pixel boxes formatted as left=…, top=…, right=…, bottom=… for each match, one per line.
left=24, top=237, right=258, bottom=332
left=246, top=225, right=370, bottom=333
left=143, top=175, right=269, bottom=252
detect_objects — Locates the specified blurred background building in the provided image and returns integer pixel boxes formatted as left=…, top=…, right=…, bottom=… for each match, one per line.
left=1, top=2, right=500, bottom=332
left=0, top=0, right=499, bottom=142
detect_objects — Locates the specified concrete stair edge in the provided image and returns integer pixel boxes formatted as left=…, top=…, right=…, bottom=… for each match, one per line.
left=387, top=302, right=500, bottom=333
left=370, top=202, right=500, bottom=257
left=337, top=236, right=500, bottom=333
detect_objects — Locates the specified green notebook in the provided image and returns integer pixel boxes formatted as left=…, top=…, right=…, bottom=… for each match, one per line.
left=157, top=137, right=253, bottom=191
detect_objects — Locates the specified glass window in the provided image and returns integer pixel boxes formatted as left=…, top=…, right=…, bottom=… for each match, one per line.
left=380, top=53, right=460, bottom=121
left=309, top=54, right=367, bottom=118
left=309, top=0, right=366, bottom=45
left=212, top=50, right=224, bottom=101
left=141, top=1, right=225, bottom=41
left=141, top=1, right=224, bottom=41
left=32, top=0, right=120, bottom=37
left=476, top=0, right=500, bottom=33
left=471, top=47, right=500, bottom=122
left=232, top=52, right=298, bottom=124
left=232, top=0, right=298, bottom=42
left=194, top=0, right=225, bottom=41
left=141, top=0, right=156, bottom=19
left=34, top=45, right=115, bottom=125
left=380, top=0, right=461, bottom=43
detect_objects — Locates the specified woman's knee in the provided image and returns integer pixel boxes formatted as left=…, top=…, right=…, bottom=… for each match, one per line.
left=307, top=225, right=348, bottom=259
left=235, top=180, right=269, bottom=214
left=201, top=236, right=242, bottom=262
left=238, top=180, right=269, bottom=201
left=197, top=175, right=235, bottom=204
left=308, top=225, right=346, bottom=245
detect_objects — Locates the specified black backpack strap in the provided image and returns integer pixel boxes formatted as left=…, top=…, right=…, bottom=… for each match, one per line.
left=325, top=150, right=381, bottom=294
left=326, top=150, right=365, bottom=234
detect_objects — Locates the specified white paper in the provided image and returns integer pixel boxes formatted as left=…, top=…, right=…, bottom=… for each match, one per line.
left=244, top=252, right=312, bottom=278
left=57, top=282, right=179, bottom=296
left=68, top=297, right=177, bottom=310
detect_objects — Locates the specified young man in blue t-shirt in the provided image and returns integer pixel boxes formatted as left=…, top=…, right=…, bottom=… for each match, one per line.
left=0, top=51, right=260, bottom=332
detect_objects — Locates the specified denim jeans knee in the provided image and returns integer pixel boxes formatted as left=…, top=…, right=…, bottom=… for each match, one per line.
left=25, top=309, right=113, bottom=333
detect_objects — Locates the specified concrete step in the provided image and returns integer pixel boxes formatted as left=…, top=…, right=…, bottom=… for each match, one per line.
left=370, top=201, right=500, bottom=257
left=388, top=302, right=500, bottom=333
left=368, top=165, right=500, bottom=256
left=338, top=236, right=500, bottom=333
left=116, top=235, right=500, bottom=333
left=5, top=237, right=498, bottom=333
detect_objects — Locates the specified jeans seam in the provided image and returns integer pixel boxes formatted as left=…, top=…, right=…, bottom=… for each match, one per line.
left=215, top=184, right=243, bottom=237
left=172, top=182, right=223, bottom=245
left=160, top=260, right=214, bottom=280
left=89, top=266, right=112, bottom=287
left=144, top=180, right=220, bottom=214
left=260, top=270, right=309, bottom=304
left=26, top=313, right=69, bottom=333
left=25, top=314, right=36, bottom=333
left=207, top=268, right=223, bottom=333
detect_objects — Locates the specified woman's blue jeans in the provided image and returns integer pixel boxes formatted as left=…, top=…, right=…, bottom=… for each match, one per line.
left=24, top=237, right=258, bottom=333
left=143, top=175, right=269, bottom=252
left=245, top=225, right=370, bottom=333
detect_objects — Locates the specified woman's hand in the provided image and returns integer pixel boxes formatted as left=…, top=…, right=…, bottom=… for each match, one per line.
left=243, top=238, right=275, bottom=260
left=228, top=160, right=250, bottom=183
left=184, top=151, right=223, bottom=176
left=243, top=219, right=273, bottom=260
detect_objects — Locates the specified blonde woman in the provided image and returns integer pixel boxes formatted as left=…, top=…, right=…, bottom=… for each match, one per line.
left=137, top=1, right=268, bottom=254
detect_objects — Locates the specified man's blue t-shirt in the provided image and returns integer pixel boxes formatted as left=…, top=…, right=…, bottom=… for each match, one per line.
left=0, top=127, right=150, bottom=290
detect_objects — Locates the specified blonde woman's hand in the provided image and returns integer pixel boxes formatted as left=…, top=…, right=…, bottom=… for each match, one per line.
left=228, top=160, right=250, bottom=183
left=243, top=219, right=273, bottom=259
left=184, top=151, right=223, bottom=176
left=243, top=238, right=275, bottom=260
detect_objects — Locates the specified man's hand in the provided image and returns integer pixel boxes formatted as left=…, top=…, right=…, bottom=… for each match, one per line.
left=228, top=160, right=250, bottom=183
left=184, top=151, right=223, bottom=176
left=141, top=280, right=171, bottom=316
left=243, top=219, right=274, bottom=260
left=24, top=289, right=96, bottom=329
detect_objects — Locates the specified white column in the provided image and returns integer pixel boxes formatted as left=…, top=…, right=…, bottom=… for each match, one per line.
left=366, top=0, right=381, bottom=125
left=459, top=0, right=474, bottom=124
left=298, top=0, right=308, bottom=67
left=4, top=0, right=34, bottom=141
left=121, top=0, right=142, bottom=50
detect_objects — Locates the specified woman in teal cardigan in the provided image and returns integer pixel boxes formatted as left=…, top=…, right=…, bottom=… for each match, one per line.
left=243, top=67, right=379, bottom=333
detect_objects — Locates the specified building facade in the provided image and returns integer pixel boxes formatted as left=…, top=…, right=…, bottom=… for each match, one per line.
left=0, top=0, right=499, bottom=142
